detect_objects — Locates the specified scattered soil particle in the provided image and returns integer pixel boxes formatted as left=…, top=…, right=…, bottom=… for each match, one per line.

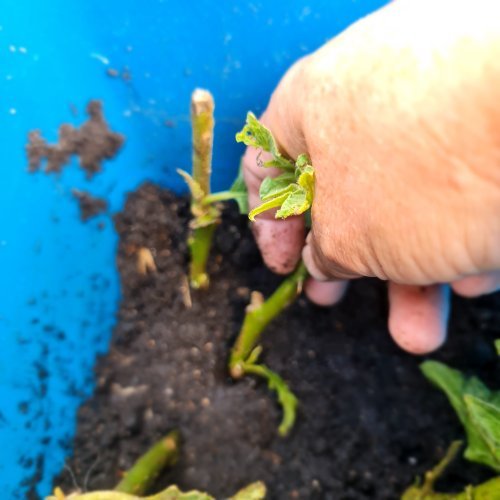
left=55, top=184, right=500, bottom=499
left=26, top=100, right=124, bottom=178
left=72, top=189, right=108, bottom=222
left=106, top=68, right=120, bottom=78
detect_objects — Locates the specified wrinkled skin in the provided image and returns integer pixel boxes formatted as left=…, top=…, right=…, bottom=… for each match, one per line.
left=242, top=0, right=500, bottom=354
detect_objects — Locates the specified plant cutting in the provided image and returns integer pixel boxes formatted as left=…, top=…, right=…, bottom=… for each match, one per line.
left=401, top=358, right=500, bottom=498
left=178, top=89, right=247, bottom=289
left=227, top=112, right=315, bottom=436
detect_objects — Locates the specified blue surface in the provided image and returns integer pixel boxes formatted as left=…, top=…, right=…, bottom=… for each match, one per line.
left=0, top=1, right=386, bottom=497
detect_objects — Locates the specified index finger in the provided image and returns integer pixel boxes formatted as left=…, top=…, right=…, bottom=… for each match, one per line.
left=242, top=135, right=305, bottom=274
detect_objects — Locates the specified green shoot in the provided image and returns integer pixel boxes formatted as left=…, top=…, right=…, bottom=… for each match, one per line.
left=235, top=112, right=314, bottom=221
left=229, top=112, right=317, bottom=436
left=115, top=430, right=180, bottom=495
left=179, top=91, right=248, bottom=289
left=230, top=262, right=308, bottom=374
left=178, top=89, right=217, bottom=289
left=229, top=258, right=307, bottom=437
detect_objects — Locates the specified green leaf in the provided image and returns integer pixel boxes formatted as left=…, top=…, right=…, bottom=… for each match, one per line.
left=263, top=156, right=295, bottom=171
left=259, top=172, right=296, bottom=200
left=297, top=165, right=314, bottom=198
left=465, top=395, right=500, bottom=468
left=151, top=485, right=214, bottom=500
left=421, top=360, right=500, bottom=472
left=275, top=186, right=309, bottom=219
left=235, top=112, right=294, bottom=171
left=495, top=339, right=500, bottom=356
left=228, top=164, right=249, bottom=214
left=230, top=481, right=267, bottom=500
left=236, top=113, right=315, bottom=221
left=243, top=363, right=298, bottom=437
left=248, top=192, right=290, bottom=222
left=235, top=112, right=280, bottom=156
left=177, top=169, right=204, bottom=202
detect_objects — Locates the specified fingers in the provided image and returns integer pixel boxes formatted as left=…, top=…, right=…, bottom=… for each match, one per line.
left=242, top=145, right=305, bottom=274
left=388, top=283, right=450, bottom=355
left=302, top=231, right=361, bottom=281
left=304, top=277, right=348, bottom=307
left=451, top=270, right=500, bottom=298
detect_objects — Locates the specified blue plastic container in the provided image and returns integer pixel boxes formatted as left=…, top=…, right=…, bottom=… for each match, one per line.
left=1, top=1, right=386, bottom=496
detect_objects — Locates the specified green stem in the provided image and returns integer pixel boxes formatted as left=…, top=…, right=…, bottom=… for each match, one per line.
left=421, top=441, right=463, bottom=495
left=202, top=191, right=237, bottom=205
left=188, top=224, right=217, bottom=289
left=229, top=261, right=308, bottom=377
left=188, top=89, right=216, bottom=289
left=114, top=430, right=180, bottom=495
left=402, top=440, right=500, bottom=499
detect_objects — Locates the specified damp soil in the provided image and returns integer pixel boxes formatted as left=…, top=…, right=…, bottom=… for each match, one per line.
left=55, top=183, right=500, bottom=499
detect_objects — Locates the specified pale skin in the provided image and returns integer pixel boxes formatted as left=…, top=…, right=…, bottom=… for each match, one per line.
left=242, top=0, right=500, bottom=354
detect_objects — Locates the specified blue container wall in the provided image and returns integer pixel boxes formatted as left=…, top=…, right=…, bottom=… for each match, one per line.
left=0, top=1, right=386, bottom=497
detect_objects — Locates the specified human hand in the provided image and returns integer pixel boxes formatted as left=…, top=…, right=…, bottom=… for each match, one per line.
left=242, top=0, right=500, bottom=354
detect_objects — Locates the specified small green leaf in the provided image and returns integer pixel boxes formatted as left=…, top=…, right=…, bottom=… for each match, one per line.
left=235, top=112, right=294, bottom=171
left=495, top=339, right=500, bottom=356
left=259, top=172, right=296, bottom=201
left=297, top=165, right=314, bottom=199
left=177, top=169, right=204, bottom=202
left=295, top=153, right=311, bottom=170
left=275, top=186, right=309, bottom=219
left=263, top=156, right=295, bottom=171
left=230, top=481, right=267, bottom=500
left=228, top=164, right=249, bottom=214
left=235, top=112, right=279, bottom=156
left=243, top=363, right=298, bottom=437
left=151, top=485, right=214, bottom=500
left=248, top=192, right=290, bottom=222
left=236, top=112, right=315, bottom=222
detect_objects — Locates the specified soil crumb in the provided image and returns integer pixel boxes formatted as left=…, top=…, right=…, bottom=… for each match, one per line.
left=72, top=189, right=108, bottom=222
left=26, top=100, right=124, bottom=178
left=55, top=184, right=500, bottom=499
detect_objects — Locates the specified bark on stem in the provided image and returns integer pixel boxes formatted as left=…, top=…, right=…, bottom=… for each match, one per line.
left=191, top=89, right=214, bottom=198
